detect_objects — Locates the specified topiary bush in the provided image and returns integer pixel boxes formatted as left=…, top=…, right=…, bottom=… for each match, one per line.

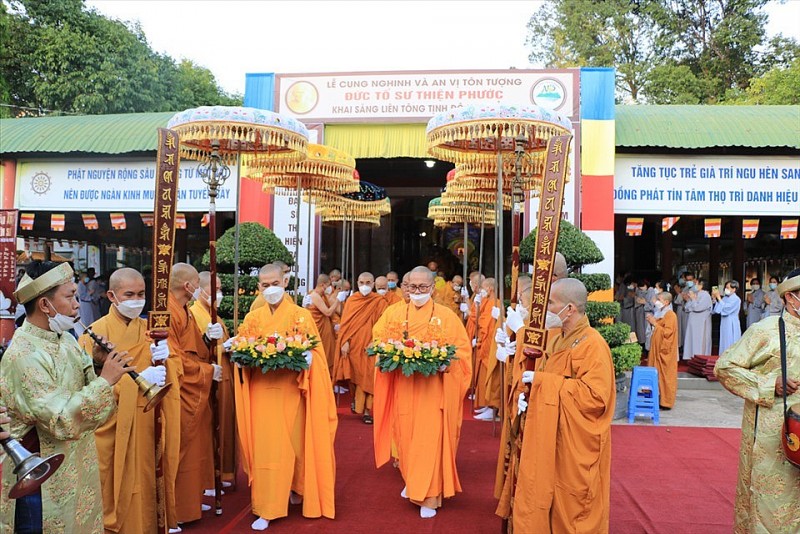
left=571, top=273, right=612, bottom=294
left=596, top=323, right=631, bottom=348
left=611, top=343, right=644, bottom=375
left=520, top=220, right=604, bottom=269
left=203, top=222, right=293, bottom=269
left=586, top=302, right=621, bottom=327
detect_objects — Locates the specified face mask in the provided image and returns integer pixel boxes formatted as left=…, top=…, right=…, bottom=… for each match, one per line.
left=678, top=278, right=685, bottom=287
left=283, top=273, right=291, bottom=285
left=114, top=296, right=146, bottom=319
left=685, top=281, right=695, bottom=289
left=263, top=286, right=284, bottom=305
left=409, top=292, right=431, bottom=307
left=479, top=289, right=488, bottom=298
left=770, top=283, right=777, bottom=290
left=44, top=300, right=77, bottom=334
left=188, top=283, right=202, bottom=301
left=724, top=289, right=733, bottom=296
left=83, top=277, right=89, bottom=283
left=787, top=293, right=800, bottom=315
left=324, top=286, right=333, bottom=295
left=545, top=304, right=570, bottom=329
left=214, top=291, right=223, bottom=309
left=654, top=301, right=665, bottom=310
left=453, top=284, right=461, bottom=291
left=377, top=289, right=388, bottom=296
left=388, top=281, right=397, bottom=289
left=751, top=285, right=760, bottom=291
left=627, top=285, right=635, bottom=290
left=359, top=285, right=372, bottom=296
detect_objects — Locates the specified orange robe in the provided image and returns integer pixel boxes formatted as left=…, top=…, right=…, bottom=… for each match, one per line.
left=372, top=300, right=472, bottom=508
left=168, top=296, right=215, bottom=523
left=439, top=282, right=461, bottom=315
left=308, top=294, right=337, bottom=378
left=466, top=297, right=498, bottom=405
left=235, top=301, right=337, bottom=520
left=190, top=301, right=238, bottom=482
left=78, top=310, right=159, bottom=533
left=383, top=290, right=403, bottom=306
left=648, top=309, right=678, bottom=408
left=499, top=316, right=615, bottom=533
left=333, top=293, right=387, bottom=396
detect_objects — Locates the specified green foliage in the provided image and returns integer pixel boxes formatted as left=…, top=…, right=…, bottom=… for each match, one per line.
left=596, top=322, right=631, bottom=348
left=217, top=295, right=255, bottom=319
left=728, top=57, right=800, bottom=104
left=611, top=343, right=643, bottom=375
left=1, top=0, right=241, bottom=116
left=520, top=220, right=604, bottom=269
left=586, top=301, right=620, bottom=327
left=527, top=0, right=797, bottom=104
left=205, top=222, right=293, bottom=270
left=571, top=273, right=611, bottom=294
left=219, top=273, right=259, bottom=295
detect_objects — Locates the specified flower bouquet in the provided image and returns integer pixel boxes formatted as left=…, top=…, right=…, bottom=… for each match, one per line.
left=367, top=337, right=457, bottom=377
left=229, top=323, right=319, bottom=373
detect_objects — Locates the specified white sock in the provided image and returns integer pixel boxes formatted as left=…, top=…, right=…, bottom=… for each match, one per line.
left=474, top=406, right=490, bottom=414
left=420, top=506, right=437, bottom=519
left=201, top=504, right=211, bottom=512
left=289, top=491, right=303, bottom=504
left=251, top=517, right=270, bottom=530
left=400, top=486, right=407, bottom=499
left=222, top=481, right=232, bottom=488
left=168, top=528, right=182, bottom=534
left=204, top=489, right=225, bottom=497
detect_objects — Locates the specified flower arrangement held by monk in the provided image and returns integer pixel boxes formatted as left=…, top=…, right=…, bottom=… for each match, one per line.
left=229, top=319, right=319, bottom=373
left=368, top=315, right=457, bottom=377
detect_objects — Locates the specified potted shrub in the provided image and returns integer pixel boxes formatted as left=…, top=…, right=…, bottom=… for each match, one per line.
left=520, top=220, right=641, bottom=419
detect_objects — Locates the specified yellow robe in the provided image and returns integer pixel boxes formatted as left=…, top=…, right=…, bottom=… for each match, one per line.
left=168, top=296, right=214, bottom=524
left=500, top=316, right=615, bottom=533
left=235, top=300, right=337, bottom=520
left=372, top=300, right=472, bottom=508
left=190, top=301, right=237, bottom=482
left=466, top=297, right=498, bottom=405
left=308, top=294, right=337, bottom=377
left=79, top=310, right=158, bottom=533
left=649, top=309, right=678, bottom=409
left=439, top=282, right=461, bottom=315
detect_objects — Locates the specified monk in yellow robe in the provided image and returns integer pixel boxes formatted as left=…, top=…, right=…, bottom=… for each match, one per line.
left=307, top=274, right=338, bottom=377
left=498, top=278, right=615, bottom=533
left=376, top=275, right=402, bottom=306
left=234, top=264, right=337, bottom=530
left=190, top=271, right=237, bottom=486
left=335, top=272, right=388, bottom=423
left=470, top=278, right=501, bottom=420
left=646, top=290, right=678, bottom=409
left=168, top=263, right=224, bottom=525
left=373, top=266, right=472, bottom=519
left=386, top=271, right=403, bottom=302
left=78, top=268, right=169, bottom=533
left=250, top=262, right=295, bottom=312
left=437, top=275, right=463, bottom=315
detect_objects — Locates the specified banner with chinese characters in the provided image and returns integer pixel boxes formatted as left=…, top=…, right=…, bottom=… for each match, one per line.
left=742, top=219, right=759, bottom=239
left=704, top=218, right=722, bottom=238
left=0, top=210, right=18, bottom=307
left=625, top=217, right=643, bottom=236
left=522, top=134, right=572, bottom=354
left=781, top=219, right=798, bottom=240
left=148, top=128, right=180, bottom=333
left=662, top=216, right=679, bottom=233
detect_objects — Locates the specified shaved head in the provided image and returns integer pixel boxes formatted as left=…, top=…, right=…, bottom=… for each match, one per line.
left=198, top=271, right=220, bottom=292
left=329, top=269, right=341, bottom=279
left=259, top=263, right=282, bottom=279
left=375, top=276, right=388, bottom=291
left=171, top=262, right=198, bottom=287
left=551, top=278, right=587, bottom=313
left=517, top=276, right=532, bottom=308
left=410, top=266, right=435, bottom=284
left=358, top=272, right=374, bottom=283
left=273, top=260, right=290, bottom=273
left=482, top=277, right=496, bottom=294
left=386, top=271, right=399, bottom=283
left=109, top=267, right=143, bottom=292
left=553, top=252, right=568, bottom=281
left=316, top=273, right=330, bottom=287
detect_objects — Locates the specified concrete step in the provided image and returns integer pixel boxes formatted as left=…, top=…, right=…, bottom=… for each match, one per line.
left=678, top=372, right=724, bottom=390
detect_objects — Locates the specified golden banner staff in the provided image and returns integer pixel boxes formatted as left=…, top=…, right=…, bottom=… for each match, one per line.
left=149, top=127, right=183, bottom=534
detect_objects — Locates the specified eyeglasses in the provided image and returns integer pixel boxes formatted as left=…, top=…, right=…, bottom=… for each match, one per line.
left=407, top=284, right=432, bottom=293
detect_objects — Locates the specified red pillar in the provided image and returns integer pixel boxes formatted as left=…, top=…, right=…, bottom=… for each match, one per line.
left=2, top=159, right=16, bottom=209
left=238, top=179, right=273, bottom=227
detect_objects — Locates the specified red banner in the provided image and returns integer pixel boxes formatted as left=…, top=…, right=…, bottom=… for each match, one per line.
left=0, top=210, right=19, bottom=306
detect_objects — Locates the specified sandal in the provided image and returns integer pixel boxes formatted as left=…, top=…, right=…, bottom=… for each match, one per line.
left=350, top=401, right=357, bottom=414
left=362, top=414, right=373, bottom=425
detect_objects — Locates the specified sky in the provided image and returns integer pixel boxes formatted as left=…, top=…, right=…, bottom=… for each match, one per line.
left=85, top=0, right=800, bottom=96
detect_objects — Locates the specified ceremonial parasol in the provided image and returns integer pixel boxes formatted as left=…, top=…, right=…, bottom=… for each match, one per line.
left=167, top=105, right=310, bottom=516
left=247, top=143, right=358, bottom=295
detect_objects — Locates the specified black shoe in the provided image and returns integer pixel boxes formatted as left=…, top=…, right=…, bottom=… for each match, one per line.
left=363, top=414, right=373, bottom=425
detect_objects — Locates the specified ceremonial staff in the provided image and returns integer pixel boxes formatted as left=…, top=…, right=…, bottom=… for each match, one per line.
left=503, top=134, right=572, bottom=533
left=197, top=141, right=229, bottom=516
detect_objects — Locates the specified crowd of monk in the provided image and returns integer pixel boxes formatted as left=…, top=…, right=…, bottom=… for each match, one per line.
left=0, top=254, right=623, bottom=533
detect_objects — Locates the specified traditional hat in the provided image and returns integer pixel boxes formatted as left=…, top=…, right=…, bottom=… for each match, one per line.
left=14, top=262, right=74, bottom=304
left=777, top=273, right=800, bottom=298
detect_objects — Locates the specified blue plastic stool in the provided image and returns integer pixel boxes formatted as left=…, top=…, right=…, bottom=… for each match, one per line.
left=627, top=366, right=660, bottom=424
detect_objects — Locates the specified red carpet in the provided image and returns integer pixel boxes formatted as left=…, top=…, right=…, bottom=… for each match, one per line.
left=184, top=396, right=740, bottom=533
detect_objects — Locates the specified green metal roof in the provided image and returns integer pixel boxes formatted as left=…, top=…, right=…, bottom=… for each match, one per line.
left=615, top=105, right=800, bottom=150
left=0, top=111, right=174, bottom=155
left=1, top=106, right=798, bottom=156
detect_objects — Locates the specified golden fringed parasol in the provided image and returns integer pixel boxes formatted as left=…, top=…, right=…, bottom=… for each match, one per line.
left=249, top=143, right=359, bottom=194
left=441, top=169, right=514, bottom=209
left=427, top=197, right=495, bottom=227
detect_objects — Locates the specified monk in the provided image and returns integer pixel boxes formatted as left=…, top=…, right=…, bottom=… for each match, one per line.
left=646, top=291, right=679, bottom=409
left=428, top=261, right=447, bottom=306
left=376, top=275, right=402, bottom=305
left=335, top=272, right=388, bottom=423
left=190, top=271, right=237, bottom=487
left=400, top=272, right=411, bottom=303
left=386, top=271, right=403, bottom=302
left=168, top=263, right=224, bottom=525
left=251, top=262, right=297, bottom=312
left=499, top=278, right=615, bottom=533
left=438, top=275, right=463, bottom=315
left=78, top=267, right=170, bottom=533
left=235, top=264, right=337, bottom=530
left=373, top=266, right=471, bottom=518
left=471, top=278, right=501, bottom=420
left=307, top=274, right=338, bottom=377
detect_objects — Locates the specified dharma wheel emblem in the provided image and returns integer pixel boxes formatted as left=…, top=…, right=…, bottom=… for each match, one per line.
left=31, top=172, right=51, bottom=195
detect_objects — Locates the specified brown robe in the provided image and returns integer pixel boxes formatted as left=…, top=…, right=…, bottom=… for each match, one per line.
left=648, top=308, right=678, bottom=408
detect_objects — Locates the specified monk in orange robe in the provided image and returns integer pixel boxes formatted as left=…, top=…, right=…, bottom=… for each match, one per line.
left=78, top=268, right=173, bottom=533
left=497, top=278, right=615, bottom=533
left=386, top=271, right=403, bottom=302
left=335, top=272, right=388, bottom=423
left=307, top=274, right=338, bottom=377
left=376, top=275, right=402, bottom=305
left=646, top=290, right=678, bottom=409
left=250, top=262, right=295, bottom=312
left=373, top=266, right=472, bottom=519
left=168, top=263, right=224, bottom=525
left=190, top=271, right=237, bottom=486
left=234, top=264, right=337, bottom=530
left=469, top=278, right=501, bottom=419
left=438, top=275, right=463, bottom=315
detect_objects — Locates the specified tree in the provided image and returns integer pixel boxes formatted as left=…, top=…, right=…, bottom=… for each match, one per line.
left=0, top=0, right=241, bottom=116
left=526, top=0, right=799, bottom=104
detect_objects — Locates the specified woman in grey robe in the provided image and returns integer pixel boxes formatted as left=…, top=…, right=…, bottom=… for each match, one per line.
left=619, top=276, right=636, bottom=338
left=683, top=278, right=713, bottom=359
left=634, top=280, right=649, bottom=349
left=744, top=277, right=765, bottom=329
left=764, top=276, right=785, bottom=317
